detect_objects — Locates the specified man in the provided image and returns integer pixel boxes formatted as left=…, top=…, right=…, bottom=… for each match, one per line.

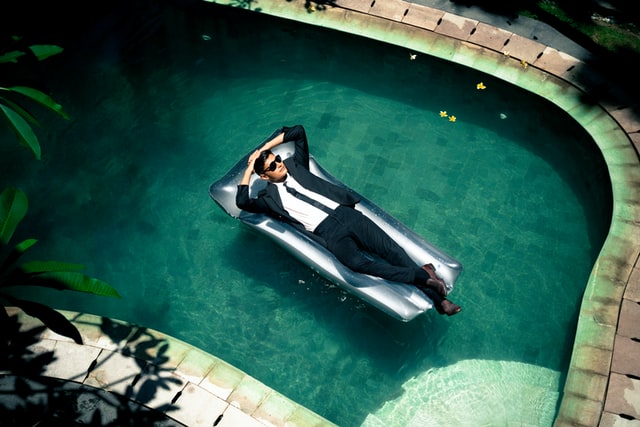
left=236, top=125, right=461, bottom=316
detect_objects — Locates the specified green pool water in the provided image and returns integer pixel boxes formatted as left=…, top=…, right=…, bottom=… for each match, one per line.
left=1, top=2, right=612, bottom=426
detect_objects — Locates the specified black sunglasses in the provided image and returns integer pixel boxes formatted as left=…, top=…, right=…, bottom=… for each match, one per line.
left=262, top=154, right=282, bottom=173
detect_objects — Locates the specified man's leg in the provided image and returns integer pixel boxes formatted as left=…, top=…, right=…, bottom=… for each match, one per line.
left=322, top=207, right=422, bottom=283
left=319, top=211, right=462, bottom=316
left=326, top=232, right=418, bottom=283
left=341, top=208, right=420, bottom=269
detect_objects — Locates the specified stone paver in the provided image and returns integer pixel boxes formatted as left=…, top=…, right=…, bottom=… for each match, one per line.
left=401, top=4, right=443, bottom=30
left=618, top=298, right=640, bottom=338
left=435, top=12, right=477, bottom=40
left=612, top=336, right=640, bottom=378
left=467, top=22, right=512, bottom=51
left=502, top=33, right=546, bottom=63
left=600, top=412, right=640, bottom=427
left=627, top=266, right=640, bottom=302
left=369, top=0, right=409, bottom=21
left=42, top=339, right=101, bottom=381
left=605, top=373, right=640, bottom=419
left=170, top=383, right=229, bottom=427
left=534, top=46, right=583, bottom=79
left=201, top=359, right=245, bottom=400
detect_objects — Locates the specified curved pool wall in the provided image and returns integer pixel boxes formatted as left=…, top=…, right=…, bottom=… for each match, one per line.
left=199, top=0, right=640, bottom=425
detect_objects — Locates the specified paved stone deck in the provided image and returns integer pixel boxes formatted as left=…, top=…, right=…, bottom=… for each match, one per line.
left=5, top=0, right=640, bottom=425
left=5, top=307, right=337, bottom=427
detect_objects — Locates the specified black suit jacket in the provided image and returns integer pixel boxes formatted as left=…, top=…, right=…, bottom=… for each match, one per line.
left=236, top=125, right=360, bottom=244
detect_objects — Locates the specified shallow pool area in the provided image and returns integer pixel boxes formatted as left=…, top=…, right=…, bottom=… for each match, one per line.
left=3, top=1, right=635, bottom=426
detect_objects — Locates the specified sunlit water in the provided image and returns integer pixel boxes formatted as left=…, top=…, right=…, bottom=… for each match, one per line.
left=1, top=2, right=612, bottom=426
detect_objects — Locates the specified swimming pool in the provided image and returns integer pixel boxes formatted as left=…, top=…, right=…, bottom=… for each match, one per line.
left=1, top=2, right=612, bottom=425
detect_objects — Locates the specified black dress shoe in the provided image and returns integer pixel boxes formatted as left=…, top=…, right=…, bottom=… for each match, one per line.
left=421, top=264, right=447, bottom=296
left=425, top=278, right=447, bottom=297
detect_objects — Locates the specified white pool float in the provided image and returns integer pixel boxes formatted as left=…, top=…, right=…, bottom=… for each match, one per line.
left=209, top=131, right=463, bottom=321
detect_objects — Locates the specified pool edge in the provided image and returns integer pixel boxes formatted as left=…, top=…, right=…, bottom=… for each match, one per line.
left=5, top=306, right=337, bottom=427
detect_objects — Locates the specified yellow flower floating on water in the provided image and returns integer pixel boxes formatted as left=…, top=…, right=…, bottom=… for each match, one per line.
left=521, top=59, right=528, bottom=69
left=439, top=111, right=448, bottom=117
left=409, top=53, right=417, bottom=61
left=448, top=115, right=457, bottom=122
left=477, top=82, right=486, bottom=90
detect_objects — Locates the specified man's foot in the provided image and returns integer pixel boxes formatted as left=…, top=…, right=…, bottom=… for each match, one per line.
left=435, top=300, right=462, bottom=316
left=421, top=264, right=447, bottom=296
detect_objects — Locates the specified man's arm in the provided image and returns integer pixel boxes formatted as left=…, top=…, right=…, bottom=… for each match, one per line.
left=237, top=154, right=263, bottom=212
left=236, top=129, right=287, bottom=210
left=253, top=125, right=310, bottom=169
left=261, top=129, right=286, bottom=152
left=285, top=125, right=310, bottom=169
left=239, top=124, right=308, bottom=186
left=238, top=130, right=285, bottom=186
left=236, top=125, right=306, bottom=209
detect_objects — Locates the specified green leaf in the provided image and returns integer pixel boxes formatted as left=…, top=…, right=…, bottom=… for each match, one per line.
left=28, top=45, right=64, bottom=61
left=0, top=104, right=41, bottom=159
left=6, top=295, right=83, bottom=344
left=0, top=188, right=28, bottom=245
left=0, top=95, right=40, bottom=125
left=7, top=86, right=69, bottom=120
left=0, top=50, right=26, bottom=64
left=21, top=260, right=85, bottom=274
left=15, top=238, right=37, bottom=252
left=33, top=271, right=121, bottom=298
left=0, top=239, right=37, bottom=279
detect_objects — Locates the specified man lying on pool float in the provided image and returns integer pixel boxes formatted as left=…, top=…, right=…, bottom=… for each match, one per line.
left=235, top=124, right=461, bottom=316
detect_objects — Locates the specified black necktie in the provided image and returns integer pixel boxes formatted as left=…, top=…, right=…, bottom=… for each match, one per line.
left=284, top=182, right=334, bottom=215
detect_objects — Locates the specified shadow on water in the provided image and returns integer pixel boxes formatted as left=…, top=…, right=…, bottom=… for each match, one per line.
left=0, top=312, right=185, bottom=426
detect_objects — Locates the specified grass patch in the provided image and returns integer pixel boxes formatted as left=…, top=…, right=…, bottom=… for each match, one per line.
left=528, top=0, right=640, bottom=54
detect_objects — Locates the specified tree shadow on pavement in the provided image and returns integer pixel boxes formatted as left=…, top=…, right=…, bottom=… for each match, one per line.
left=0, top=312, right=186, bottom=426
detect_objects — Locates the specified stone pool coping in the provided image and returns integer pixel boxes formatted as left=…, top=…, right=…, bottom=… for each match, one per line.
left=5, top=1, right=639, bottom=426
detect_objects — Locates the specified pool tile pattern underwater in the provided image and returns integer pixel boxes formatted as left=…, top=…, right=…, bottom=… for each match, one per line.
left=5, top=0, right=640, bottom=425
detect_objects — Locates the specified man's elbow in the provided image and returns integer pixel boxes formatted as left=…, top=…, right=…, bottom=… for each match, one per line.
left=235, top=198, right=247, bottom=210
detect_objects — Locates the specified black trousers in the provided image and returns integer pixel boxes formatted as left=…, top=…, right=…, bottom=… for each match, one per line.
left=314, top=206, right=440, bottom=297
left=314, top=206, right=444, bottom=305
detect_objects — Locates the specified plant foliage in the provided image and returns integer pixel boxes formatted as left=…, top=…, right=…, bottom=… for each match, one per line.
left=0, top=188, right=121, bottom=344
left=0, top=39, right=69, bottom=160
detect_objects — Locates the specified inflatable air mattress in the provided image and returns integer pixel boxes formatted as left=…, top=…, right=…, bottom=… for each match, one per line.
left=209, top=132, right=463, bottom=321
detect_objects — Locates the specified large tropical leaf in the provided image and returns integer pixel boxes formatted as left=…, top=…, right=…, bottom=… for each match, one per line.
left=0, top=104, right=41, bottom=159
left=0, top=44, right=62, bottom=64
left=3, top=294, right=83, bottom=344
left=26, top=271, right=121, bottom=298
left=21, top=260, right=85, bottom=274
left=0, top=95, right=40, bottom=125
left=0, top=239, right=37, bottom=282
left=6, top=86, right=69, bottom=120
left=0, top=50, right=26, bottom=64
left=28, top=45, right=63, bottom=61
left=0, top=188, right=28, bottom=245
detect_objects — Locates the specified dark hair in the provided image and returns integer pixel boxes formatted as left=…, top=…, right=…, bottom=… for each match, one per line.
left=254, top=150, right=273, bottom=174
